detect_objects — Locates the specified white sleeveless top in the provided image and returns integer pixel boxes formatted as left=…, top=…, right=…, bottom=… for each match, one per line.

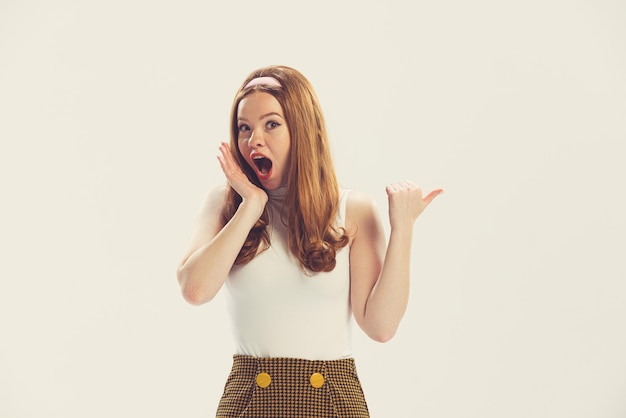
left=225, top=187, right=352, bottom=360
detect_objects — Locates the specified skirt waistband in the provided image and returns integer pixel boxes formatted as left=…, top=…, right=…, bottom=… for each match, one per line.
left=231, top=354, right=357, bottom=375
left=216, top=354, right=370, bottom=417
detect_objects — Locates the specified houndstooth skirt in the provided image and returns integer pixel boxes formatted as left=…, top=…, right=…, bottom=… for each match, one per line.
left=215, top=355, right=370, bottom=418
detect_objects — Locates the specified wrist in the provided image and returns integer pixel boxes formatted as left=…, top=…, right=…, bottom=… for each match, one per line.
left=389, top=224, right=414, bottom=239
left=238, top=197, right=267, bottom=220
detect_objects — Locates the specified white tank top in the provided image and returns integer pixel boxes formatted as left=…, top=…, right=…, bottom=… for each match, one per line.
left=225, top=187, right=352, bottom=360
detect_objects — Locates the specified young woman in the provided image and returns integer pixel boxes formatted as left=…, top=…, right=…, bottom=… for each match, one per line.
left=177, top=65, right=442, bottom=417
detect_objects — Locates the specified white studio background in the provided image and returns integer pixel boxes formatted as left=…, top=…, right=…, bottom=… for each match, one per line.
left=1, top=1, right=625, bottom=417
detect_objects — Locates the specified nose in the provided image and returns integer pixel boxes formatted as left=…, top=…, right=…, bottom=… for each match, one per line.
left=247, top=129, right=266, bottom=149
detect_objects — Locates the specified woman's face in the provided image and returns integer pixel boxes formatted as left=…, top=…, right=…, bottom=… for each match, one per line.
left=236, top=91, right=291, bottom=190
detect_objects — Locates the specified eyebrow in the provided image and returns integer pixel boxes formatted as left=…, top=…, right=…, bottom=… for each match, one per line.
left=238, top=112, right=284, bottom=122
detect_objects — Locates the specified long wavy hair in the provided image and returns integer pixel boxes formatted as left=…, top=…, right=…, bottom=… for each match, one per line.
left=222, top=65, right=349, bottom=272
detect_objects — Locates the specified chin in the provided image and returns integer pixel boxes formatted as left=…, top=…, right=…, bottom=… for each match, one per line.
left=261, top=182, right=280, bottom=191
left=259, top=177, right=285, bottom=191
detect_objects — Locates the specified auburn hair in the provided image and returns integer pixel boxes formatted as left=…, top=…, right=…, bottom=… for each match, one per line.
left=222, top=65, right=349, bottom=272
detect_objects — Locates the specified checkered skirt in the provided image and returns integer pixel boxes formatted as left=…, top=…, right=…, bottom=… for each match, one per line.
left=216, top=355, right=370, bottom=417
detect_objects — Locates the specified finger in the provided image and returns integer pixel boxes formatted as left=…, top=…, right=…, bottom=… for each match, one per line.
left=220, top=143, right=242, bottom=173
left=385, top=183, right=399, bottom=195
left=217, top=154, right=227, bottom=173
left=217, top=146, right=232, bottom=175
left=226, top=142, right=239, bottom=162
left=403, top=180, right=419, bottom=189
left=219, top=142, right=233, bottom=164
left=422, top=189, right=444, bottom=205
left=219, top=153, right=242, bottom=187
left=217, top=143, right=230, bottom=166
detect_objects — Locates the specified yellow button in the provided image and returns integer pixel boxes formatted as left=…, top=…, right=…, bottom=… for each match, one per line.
left=256, top=372, right=271, bottom=388
left=310, top=372, right=325, bottom=388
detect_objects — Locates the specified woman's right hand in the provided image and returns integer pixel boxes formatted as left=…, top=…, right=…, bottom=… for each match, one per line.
left=217, top=142, right=268, bottom=210
left=176, top=143, right=268, bottom=306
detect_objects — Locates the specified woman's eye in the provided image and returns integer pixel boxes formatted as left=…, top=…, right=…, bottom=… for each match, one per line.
left=266, top=121, right=280, bottom=129
left=238, top=124, right=250, bottom=132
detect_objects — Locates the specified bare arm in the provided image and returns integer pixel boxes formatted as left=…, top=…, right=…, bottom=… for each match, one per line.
left=348, top=182, right=443, bottom=342
left=176, top=143, right=267, bottom=305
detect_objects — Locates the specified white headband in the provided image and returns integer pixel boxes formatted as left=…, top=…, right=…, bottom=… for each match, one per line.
left=244, top=76, right=282, bottom=89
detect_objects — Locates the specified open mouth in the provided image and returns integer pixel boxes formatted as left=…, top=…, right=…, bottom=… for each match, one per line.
left=253, top=156, right=273, bottom=179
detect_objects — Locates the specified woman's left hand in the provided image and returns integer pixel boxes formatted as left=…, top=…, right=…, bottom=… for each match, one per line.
left=385, top=181, right=443, bottom=229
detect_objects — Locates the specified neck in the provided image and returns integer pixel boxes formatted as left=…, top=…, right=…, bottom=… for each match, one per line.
left=267, top=185, right=287, bottom=201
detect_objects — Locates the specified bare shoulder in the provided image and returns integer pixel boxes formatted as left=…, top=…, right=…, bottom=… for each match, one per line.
left=181, top=184, right=229, bottom=262
left=345, top=190, right=382, bottom=239
left=346, top=190, right=378, bottom=218
left=201, top=184, right=229, bottom=215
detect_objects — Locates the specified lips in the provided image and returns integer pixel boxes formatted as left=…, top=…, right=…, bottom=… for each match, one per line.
left=251, top=152, right=273, bottom=180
